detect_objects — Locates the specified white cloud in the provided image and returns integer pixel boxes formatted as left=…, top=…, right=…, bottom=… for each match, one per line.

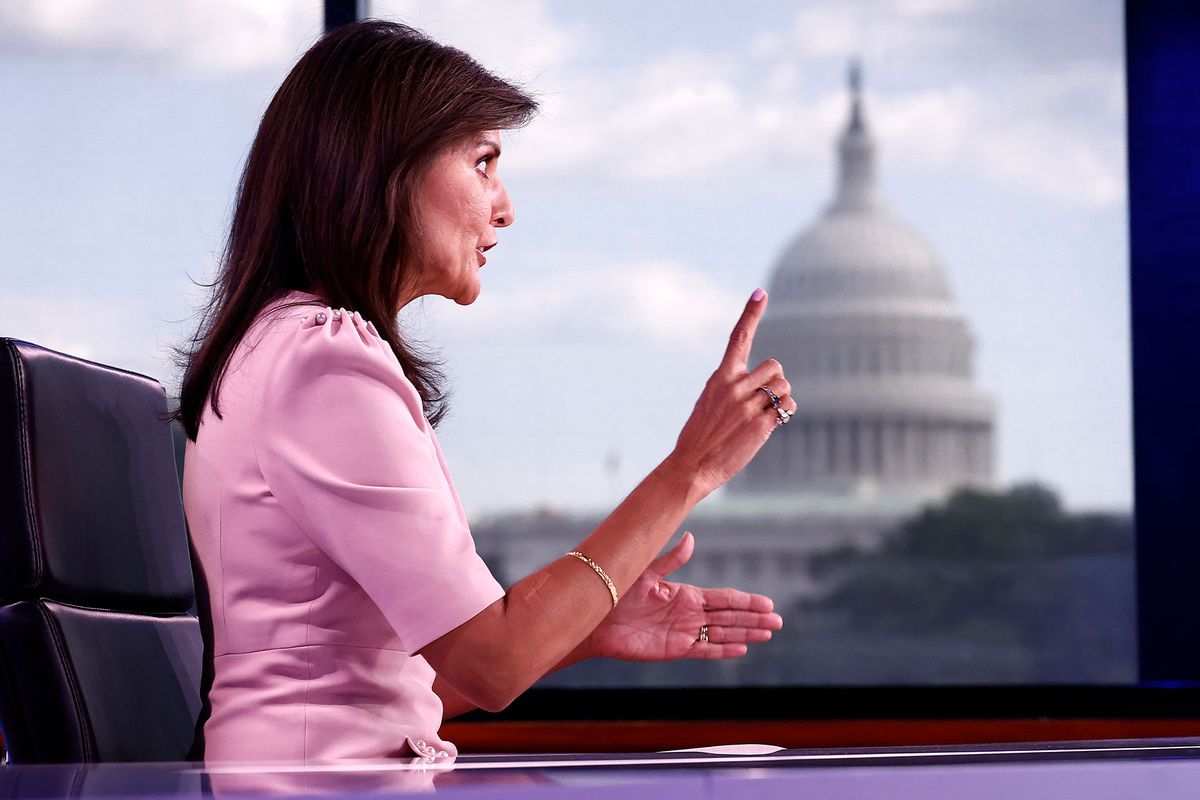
left=0, top=293, right=172, bottom=385
left=370, top=0, right=581, bottom=78
left=493, top=2, right=1124, bottom=209
left=609, top=56, right=756, bottom=182
left=416, top=260, right=743, bottom=355
left=503, top=51, right=839, bottom=183
left=869, top=72, right=1125, bottom=207
left=893, top=0, right=976, bottom=14
left=975, top=118, right=1124, bottom=206
left=759, top=1, right=965, bottom=62
left=0, top=0, right=320, bottom=75
left=3, top=0, right=1123, bottom=208
left=871, top=87, right=976, bottom=168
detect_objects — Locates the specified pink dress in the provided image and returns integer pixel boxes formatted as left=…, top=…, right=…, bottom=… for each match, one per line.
left=183, top=290, right=503, bottom=763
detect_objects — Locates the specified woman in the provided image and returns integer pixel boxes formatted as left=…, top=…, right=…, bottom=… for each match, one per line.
left=177, top=20, right=796, bottom=763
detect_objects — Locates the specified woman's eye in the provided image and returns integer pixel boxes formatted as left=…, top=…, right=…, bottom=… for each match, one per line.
left=475, top=157, right=490, bottom=176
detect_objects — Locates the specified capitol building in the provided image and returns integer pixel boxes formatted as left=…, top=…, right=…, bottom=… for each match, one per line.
left=729, top=65, right=995, bottom=512
left=476, top=67, right=996, bottom=615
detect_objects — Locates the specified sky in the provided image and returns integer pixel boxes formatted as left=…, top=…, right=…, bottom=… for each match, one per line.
left=0, top=0, right=1131, bottom=515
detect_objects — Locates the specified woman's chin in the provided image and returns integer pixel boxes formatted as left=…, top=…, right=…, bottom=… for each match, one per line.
left=453, top=285, right=481, bottom=306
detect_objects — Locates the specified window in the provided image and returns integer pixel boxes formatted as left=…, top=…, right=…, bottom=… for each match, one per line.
left=8, top=1, right=1165, bottom=703
left=368, top=1, right=1134, bottom=687
left=2, top=1, right=326, bottom=383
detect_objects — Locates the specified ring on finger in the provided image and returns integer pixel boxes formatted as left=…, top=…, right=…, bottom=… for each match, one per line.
left=698, top=624, right=710, bottom=644
left=758, top=385, right=782, bottom=409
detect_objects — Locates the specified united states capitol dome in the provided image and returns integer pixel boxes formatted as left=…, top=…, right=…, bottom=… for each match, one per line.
left=730, top=64, right=996, bottom=510
left=770, top=212, right=952, bottom=306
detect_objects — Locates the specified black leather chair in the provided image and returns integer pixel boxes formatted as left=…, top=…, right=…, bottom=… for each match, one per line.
left=0, top=338, right=202, bottom=763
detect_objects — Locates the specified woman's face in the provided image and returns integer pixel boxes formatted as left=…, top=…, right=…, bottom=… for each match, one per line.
left=406, top=131, right=513, bottom=306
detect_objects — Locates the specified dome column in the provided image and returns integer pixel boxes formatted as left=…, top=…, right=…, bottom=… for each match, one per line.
left=812, top=421, right=830, bottom=484
left=834, top=420, right=853, bottom=480
left=882, top=418, right=903, bottom=481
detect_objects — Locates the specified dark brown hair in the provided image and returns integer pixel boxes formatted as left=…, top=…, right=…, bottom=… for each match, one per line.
left=174, top=20, right=537, bottom=440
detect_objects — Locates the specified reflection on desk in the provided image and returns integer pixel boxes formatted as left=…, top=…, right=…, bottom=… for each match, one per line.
left=4, top=739, right=1200, bottom=798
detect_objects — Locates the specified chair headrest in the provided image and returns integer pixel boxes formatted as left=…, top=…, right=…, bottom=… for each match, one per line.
left=0, top=339, right=194, bottom=612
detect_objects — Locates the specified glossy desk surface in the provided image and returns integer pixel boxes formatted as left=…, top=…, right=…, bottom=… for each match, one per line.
left=6, top=739, right=1200, bottom=799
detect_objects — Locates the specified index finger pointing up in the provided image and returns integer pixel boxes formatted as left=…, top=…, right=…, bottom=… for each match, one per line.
left=720, top=288, right=768, bottom=371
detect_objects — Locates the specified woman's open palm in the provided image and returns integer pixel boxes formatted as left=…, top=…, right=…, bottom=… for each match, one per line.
left=587, top=532, right=783, bottom=661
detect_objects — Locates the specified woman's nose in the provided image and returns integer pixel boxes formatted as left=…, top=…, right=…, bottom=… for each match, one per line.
left=492, top=181, right=514, bottom=228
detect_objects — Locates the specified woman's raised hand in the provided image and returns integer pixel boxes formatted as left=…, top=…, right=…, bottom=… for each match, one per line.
left=585, top=532, right=782, bottom=662
left=667, top=289, right=797, bottom=496
left=423, top=292, right=792, bottom=712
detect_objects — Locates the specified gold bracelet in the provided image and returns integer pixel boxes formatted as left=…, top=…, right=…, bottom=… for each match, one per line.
left=566, top=551, right=619, bottom=607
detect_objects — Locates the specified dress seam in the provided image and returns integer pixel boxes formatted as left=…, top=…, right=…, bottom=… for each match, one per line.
left=248, top=318, right=314, bottom=547
left=217, top=487, right=229, bottom=638
left=302, top=560, right=318, bottom=763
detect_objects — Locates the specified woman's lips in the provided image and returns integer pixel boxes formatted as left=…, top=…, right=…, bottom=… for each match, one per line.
left=476, top=242, right=496, bottom=267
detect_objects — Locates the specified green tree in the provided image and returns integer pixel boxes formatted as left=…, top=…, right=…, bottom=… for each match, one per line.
left=797, top=483, right=1135, bottom=682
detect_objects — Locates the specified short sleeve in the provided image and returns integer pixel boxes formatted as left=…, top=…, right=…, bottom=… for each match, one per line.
left=253, top=308, right=504, bottom=653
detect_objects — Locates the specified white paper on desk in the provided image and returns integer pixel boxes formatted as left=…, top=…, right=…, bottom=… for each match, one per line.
left=664, top=744, right=785, bottom=755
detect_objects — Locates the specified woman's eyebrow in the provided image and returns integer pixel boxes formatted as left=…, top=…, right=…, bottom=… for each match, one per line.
left=475, top=137, right=501, bottom=155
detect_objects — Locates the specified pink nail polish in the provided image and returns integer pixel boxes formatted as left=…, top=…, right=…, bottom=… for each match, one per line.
left=751, top=288, right=765, bottom=302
